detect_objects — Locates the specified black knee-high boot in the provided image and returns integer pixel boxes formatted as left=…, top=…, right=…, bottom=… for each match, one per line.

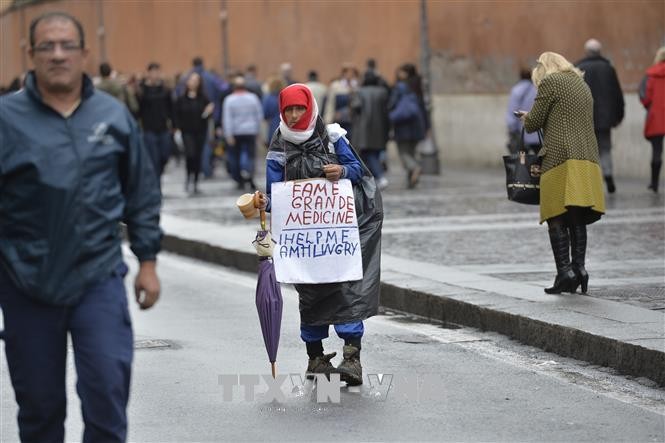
left=649, top=161, right=662, bottom=193
left=545, top=226, right=579, bottom=294
left=569, top=225, right=589, bottom=294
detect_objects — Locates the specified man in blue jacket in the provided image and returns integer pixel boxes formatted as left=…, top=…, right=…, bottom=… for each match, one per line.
left=0, top=12, right=162, bottom=442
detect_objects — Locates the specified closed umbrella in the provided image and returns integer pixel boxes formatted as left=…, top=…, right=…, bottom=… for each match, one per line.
left=253, top=208, right=283, bottom=378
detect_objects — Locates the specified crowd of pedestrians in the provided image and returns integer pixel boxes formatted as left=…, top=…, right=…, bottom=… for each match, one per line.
left=3, top=38, right=655, bottom=196
left=2, top=54, right=435, bottom=194
left=1, top=37, right=660, bottom=195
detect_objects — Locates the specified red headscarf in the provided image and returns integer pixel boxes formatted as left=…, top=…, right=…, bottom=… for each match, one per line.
left=279, top=84, right=314, bottom=130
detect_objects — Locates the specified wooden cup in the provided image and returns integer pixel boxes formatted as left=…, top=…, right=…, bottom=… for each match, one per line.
left=236, top=193, right=258, bottom=219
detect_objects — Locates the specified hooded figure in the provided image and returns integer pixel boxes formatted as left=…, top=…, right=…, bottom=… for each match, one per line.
left=257, top=84, right=383, bottom=386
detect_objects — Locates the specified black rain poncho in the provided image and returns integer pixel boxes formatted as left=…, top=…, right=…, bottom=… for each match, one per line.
left=268, top=119, right=383, bottom=325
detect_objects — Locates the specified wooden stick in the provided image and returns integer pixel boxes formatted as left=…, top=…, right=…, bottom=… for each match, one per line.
left=271, top=362, right=276, bottom=379
left=253, top=191, right=267, bottom=231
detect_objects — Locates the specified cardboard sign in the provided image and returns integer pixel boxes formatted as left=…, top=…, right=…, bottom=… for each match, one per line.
left=271, top=178, right=363, bottom=284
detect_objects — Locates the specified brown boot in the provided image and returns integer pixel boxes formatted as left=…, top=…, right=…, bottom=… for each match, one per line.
left=305, top=352, right=336, bottom=380
left=336, top=345, right=363, bottom=386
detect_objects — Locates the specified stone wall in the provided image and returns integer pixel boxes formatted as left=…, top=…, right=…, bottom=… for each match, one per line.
left=1, top=0, right=662, bottom=90
left=431, top=93, right=650, bottom=178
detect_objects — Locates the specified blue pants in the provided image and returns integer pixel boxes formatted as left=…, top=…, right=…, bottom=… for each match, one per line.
left=300, top=321, right=364, bottom=342
left=0, top=264, right=133, bottom=443
left=227, top=135, right=257, bottom=184
left=143, top=130, right=172, bottom=179
left=361, top=150, right=385, bottom=179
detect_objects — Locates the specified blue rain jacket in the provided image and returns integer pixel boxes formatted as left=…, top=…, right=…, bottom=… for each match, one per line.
left=0, top=72, right=162, bottom=305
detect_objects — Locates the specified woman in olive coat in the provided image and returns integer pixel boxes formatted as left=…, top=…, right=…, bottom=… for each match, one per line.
left=519, top=52, right=605, bottom=294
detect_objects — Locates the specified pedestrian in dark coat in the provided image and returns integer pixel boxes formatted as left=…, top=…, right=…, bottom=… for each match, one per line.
left=263, top=76, right=285, bottom=146
left=388, top=65, right=426, bottom=189
left=351, top=71, right=390, bottom=188
left=576, top=38, right=625, bottom=194
left=640, top=47, right=665, bottom=193
left=174, top=72, right=213, bottom=194
left=0, top=12, right=161, bottom=442
left=138, top=62, right=174, bottom=183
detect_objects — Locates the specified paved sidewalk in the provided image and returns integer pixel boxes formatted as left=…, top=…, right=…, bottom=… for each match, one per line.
left=157, top=159, right=665, bottom=385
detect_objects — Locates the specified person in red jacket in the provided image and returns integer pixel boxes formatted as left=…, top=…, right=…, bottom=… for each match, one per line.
left=641, top=47, right=665, bottom=193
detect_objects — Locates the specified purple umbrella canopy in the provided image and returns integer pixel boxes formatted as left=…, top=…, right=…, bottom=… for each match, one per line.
left=255, top=232, right=283, bottom=378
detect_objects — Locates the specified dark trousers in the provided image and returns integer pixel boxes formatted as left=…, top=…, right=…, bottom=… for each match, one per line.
left=595, top=129, right=613, bottom=176
left=361, top=150, right=385, bottom=179
left=201, top=131, right=214, bottom=178
left=649, top=135, right=664, bottom=164
left=183, top=132, right=206, bottom=184
left=396, top=140, right=419, bottom=173
left=143, top=130, right=172, bottom=179
left=0, top=264, right=133, bottom=443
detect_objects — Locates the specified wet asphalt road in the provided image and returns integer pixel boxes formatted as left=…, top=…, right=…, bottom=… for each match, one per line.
left=2, top=251, right=663, bottom=442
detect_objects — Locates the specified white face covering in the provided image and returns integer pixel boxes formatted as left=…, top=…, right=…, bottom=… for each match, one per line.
left=278, top=87, right=320, bottom=145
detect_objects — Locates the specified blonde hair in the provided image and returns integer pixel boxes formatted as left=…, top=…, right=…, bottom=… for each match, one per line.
left=266, top=76, right=285, bottom=95
left=531, top=51, right=584, bottom=86
left=654, top=47, right=665, bottom=64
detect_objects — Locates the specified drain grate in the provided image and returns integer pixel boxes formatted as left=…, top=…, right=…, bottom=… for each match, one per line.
left=134, top=339, right=175, bottom=350
left=586, top=285, right=665, bottom=311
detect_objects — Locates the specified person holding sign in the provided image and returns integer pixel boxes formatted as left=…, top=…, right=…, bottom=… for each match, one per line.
left=256, top=84, right=383, bottom=386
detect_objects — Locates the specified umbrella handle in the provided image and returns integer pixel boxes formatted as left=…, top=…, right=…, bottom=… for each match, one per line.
left=254, top=191, right=267, bottom=231
left=271, top=362, right=276, bottom=379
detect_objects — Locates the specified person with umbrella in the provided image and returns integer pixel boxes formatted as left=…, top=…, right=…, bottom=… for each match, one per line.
left=255, top=83, right=383, bottom=386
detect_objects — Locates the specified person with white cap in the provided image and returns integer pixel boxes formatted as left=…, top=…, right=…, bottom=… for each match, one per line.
left=576, top=38, right=625, bottom=194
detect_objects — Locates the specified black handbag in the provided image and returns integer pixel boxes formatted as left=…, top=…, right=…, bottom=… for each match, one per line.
left=502, top=129, right=542, bottom=205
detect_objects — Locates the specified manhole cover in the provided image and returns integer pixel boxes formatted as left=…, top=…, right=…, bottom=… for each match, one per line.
left=134, top=339, right=175, bottom=350
left=389, top=334, right=435, bottom=344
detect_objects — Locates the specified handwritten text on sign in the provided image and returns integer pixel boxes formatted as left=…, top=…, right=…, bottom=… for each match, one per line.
left=271, top=178, right=363, bottom=284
